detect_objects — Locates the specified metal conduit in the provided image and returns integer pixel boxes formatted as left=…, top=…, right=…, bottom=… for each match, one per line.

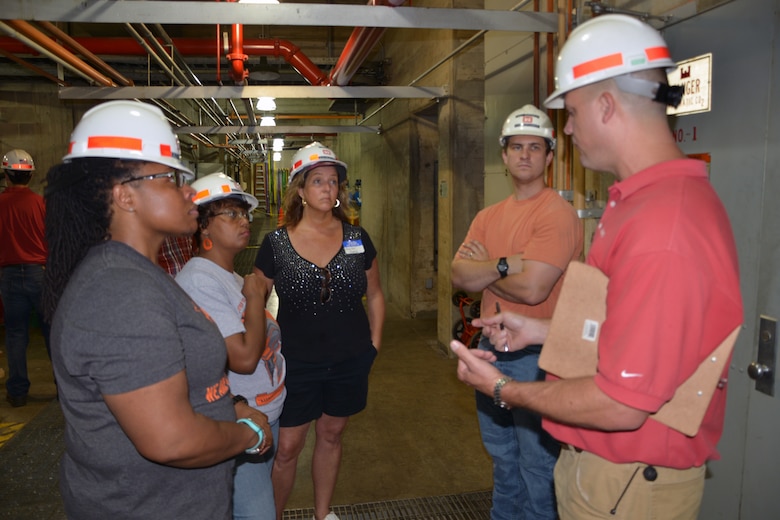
left=151, top=23, right=246, bottom=157
left=124, top=23, right=246, bottom=160
left=36, top=21, right=134, bottom=86
left=0, top=21, right=114, bottom=86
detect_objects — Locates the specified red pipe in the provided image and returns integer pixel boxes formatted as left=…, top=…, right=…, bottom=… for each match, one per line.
left=227, top=24, right=247, bottom=84
left=0, top=36, right=329, bottom=86
left=328, top=0, right=405, bottom=86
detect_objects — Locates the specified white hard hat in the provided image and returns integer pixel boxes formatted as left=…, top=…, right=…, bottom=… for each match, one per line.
left=2, top=149, right=35, bottom=171
left=63, top=100, right=194, bottom=179
left=289, top=142, right=347, bottom=184
left=191, top=172, right=259, bottom=212
left=499, top=105, right=556, bottom=150
left=544, top=14, right=676, bottom=109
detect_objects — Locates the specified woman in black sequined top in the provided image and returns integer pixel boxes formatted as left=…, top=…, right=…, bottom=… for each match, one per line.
left=253, top=142, right=385, bottom=520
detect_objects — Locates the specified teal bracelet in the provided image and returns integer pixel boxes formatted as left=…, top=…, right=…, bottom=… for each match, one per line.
left=236, top=418, right=265, bottom=454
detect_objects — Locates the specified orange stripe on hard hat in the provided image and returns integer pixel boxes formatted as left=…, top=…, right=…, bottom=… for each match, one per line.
left=645, top=46, right=671, bottom=61
left=220, top=185, right=231, bottom=193
left=194, top=188, right=210, bottom=201
left=572, top=53, right=623, bottom=79
left=7, top=163, right=33, bottom=169
left=160, top=143, right=172, bottom=157
left=87, top=136, right=143, bottom=151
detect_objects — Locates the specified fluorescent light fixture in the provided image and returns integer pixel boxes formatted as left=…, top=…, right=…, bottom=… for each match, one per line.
left=260, top=116, right=276, bottom=127
left=239, top=0, right=279, bottom=4
left=256, top=96, right=277, bottom=111
left=272, top=138, right=284, bottom=151
left=273, top=152, right=282, bottom=162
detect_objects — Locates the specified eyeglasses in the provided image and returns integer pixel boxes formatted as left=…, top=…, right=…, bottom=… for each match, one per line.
left=120, top=170, right=187, bottom=188
left=213, top=209, right=253, bottom=223
left=318, top=267, right=332, bottom=304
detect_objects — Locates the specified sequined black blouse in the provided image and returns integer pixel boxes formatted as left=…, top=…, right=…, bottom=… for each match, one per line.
left=255, top=222, right=377, bottom=364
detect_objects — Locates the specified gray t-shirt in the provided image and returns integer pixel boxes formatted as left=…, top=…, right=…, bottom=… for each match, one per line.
left=52, top=241, right=234, bottom=520
left=177, top=257, right=286, bottom=422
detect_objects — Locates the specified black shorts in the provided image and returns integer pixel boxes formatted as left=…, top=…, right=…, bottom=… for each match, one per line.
left=279, top=347, right=377, bottom=427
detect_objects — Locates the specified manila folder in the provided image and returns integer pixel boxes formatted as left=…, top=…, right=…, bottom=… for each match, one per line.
left=538, top=261, right=740, bottom=437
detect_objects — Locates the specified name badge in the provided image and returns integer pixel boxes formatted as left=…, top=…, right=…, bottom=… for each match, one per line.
left=343, top=239, right=365, bottom=255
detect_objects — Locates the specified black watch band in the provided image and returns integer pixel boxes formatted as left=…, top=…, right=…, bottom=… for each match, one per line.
left=497, top=257, right=509, bottom=278
left=232, top=394, right=249, bottom=406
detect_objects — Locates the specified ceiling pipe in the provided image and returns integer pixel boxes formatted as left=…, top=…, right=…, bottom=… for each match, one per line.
left=0, top=46, right=69, bottom=86
left=125, top=24, right=247, bottom=162
left=0, top=36, right=330, bottom=86
left=228, top=23, right=248, bottom=84
left=243, top=39, right=328, bottom=86
left=35, top=20, right=134, bottom=86
left=0, top=22, right=103, bottom=85
left=151, top=23, right=247, bottom=156
left=1, top=20, right=115, bottom=86
left=327, top=0, right=405, bottom=86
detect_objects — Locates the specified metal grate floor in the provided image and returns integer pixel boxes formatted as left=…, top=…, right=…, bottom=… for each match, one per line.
left=283, top=491, right=491, bottom=520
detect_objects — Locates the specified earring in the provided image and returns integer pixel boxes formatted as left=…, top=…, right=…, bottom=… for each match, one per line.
left=202, top=237, right=213, bottom=251
left=302, top=198, right=307, bottom=206
left=334, top=199, right=341, bottom=208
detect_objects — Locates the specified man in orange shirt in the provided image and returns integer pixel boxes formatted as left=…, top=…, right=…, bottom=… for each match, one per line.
left=451, top=106, right=582, bottom=519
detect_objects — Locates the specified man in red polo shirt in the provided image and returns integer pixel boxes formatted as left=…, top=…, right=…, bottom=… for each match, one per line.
left=450, top=15, right=742, bottom=520
left=0, top=149, right=50, bottom=407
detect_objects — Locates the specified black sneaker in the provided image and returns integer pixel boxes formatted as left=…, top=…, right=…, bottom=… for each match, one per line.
left=6, top=394, right=27, bottom=407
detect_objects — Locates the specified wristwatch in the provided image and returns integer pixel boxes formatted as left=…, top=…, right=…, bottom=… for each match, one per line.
left=236, top=418, right=265, bottom=455
left=497, top=257, right=509, bottom=278
left=493, top=376, right=513, bottom=409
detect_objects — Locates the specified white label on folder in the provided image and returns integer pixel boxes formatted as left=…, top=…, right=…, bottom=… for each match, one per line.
left=582, top=320, right=599, bottom=342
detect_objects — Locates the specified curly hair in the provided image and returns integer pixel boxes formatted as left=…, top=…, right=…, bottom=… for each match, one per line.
left=281, top=169, right=349, bottom=229
left=42, top=158, right=140, bottom=322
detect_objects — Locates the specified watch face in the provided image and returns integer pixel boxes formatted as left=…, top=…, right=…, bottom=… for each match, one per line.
left=497, top=258, right=509, bottom=276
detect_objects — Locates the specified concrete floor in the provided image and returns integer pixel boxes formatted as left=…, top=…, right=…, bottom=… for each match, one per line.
left=0, top=212, right=494, bottom=518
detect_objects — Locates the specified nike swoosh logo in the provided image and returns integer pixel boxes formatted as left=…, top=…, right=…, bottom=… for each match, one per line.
left=620, top=370, right=643, bottom=378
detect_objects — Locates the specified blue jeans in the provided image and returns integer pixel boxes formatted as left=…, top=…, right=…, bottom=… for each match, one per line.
left=1, top=264, right=51, bottom=397
left=233, top=419, right=279, bottom=520
left=476, top=335, right=560, bottom=520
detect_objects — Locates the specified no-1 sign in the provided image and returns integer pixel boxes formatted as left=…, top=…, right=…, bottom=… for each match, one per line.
left=667, top=53, right=712, bottom=116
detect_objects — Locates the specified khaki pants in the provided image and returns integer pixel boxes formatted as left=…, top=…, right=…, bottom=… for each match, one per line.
left=554, top=446, right=705, bottom=520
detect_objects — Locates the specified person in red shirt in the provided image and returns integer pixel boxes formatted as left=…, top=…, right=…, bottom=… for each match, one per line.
left=0, top=149, right=50, bottom=407
left=450, top=15, right=742, bottom=520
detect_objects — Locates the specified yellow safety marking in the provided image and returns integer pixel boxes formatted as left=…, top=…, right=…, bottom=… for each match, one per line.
left=0, top=422, right=25, bottom=448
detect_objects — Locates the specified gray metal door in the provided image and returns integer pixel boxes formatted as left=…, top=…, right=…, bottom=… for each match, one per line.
left=664, top=0, right=780, bottom=517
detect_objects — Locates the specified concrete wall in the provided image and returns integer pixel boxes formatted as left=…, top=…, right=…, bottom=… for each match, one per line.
left=0, top=82, right=73, bottom=194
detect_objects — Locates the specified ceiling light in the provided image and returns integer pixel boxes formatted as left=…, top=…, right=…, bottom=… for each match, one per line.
left=260, top=116, right=276, bottom=127
left=239, top=0, right=280, bottom=4
left=256, top=97, right=276, bottom=111
left=273, top=152, right=282, bottom=162
left=272, top=138, right=284, bottom=151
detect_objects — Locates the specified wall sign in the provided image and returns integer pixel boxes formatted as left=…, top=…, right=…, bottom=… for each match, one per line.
left=667, top=53, right=712, bottom=116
